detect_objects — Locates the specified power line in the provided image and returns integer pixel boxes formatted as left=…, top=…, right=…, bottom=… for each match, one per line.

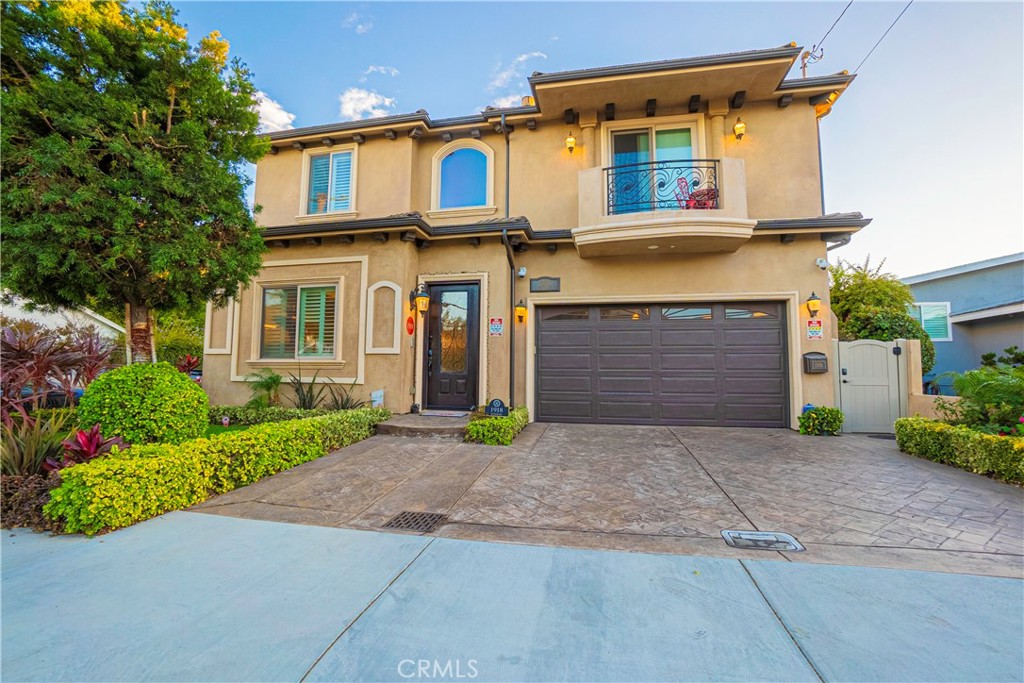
left=815, top=0, right=854, bottom=52
left=855, top=0, right=913, bottom=73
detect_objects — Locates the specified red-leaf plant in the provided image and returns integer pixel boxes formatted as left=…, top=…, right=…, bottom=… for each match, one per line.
left=43, top=424, right=127, bottom=472
left=176, top=354, right=201, bottom=374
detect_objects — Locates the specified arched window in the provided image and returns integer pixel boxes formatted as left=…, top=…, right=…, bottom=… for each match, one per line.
left=433, top=141, right=493, bottom=212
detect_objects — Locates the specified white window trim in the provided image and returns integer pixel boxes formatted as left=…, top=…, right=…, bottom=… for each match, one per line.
left=601, top=113, right=708, bottom=168
left=366, top=281, right=402, bottom=354
left=253, top=277, right=345, bottom=362
left=296, top=145, right=359, bottom=219
left=911, top=301, right=952, bottom=342
left=428, top=139, right=495, bottom=216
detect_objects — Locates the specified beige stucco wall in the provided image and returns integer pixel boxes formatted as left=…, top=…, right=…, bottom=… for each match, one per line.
left=205, top=232, right=836, bottom=428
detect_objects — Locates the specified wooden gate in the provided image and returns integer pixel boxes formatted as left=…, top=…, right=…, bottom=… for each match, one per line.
left=835, top=340, right=908, bottom=434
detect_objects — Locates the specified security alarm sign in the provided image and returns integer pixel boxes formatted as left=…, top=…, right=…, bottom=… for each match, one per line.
left=807, top=319, right=823, bottom=340
left=489, top=317, right=504, bottom=336
left=406, top=317, right=415, bottom=335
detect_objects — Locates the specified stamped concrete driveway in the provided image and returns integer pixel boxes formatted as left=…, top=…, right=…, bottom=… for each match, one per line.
left=196, top=423, right=1024, bottom=577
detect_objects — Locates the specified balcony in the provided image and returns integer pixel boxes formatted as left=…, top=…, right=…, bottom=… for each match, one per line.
left=575, top=157, right=755, bottom=257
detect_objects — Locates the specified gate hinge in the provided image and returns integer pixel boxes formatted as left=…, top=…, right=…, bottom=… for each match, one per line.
left=892, top=346, right=902, bottom=356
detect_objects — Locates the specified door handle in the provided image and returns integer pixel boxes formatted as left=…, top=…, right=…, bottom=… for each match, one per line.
left=842, top=379, right=849, bottom=383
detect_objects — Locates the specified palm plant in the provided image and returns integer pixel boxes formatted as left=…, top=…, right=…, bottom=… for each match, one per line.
left=244, top=368, right=283, bottom=407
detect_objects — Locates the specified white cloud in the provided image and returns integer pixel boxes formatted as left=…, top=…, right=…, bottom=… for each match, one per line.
left=338, top=87, right=396, bottom=121
left=490, top=94, right=526, bottom=109
left=254, top=90, right=296, bottom=133
left=359, top=65, right=400, bottom=83
left=342, top=11, right=373, bottom=34
left=488, top=51, right=547, bottom=91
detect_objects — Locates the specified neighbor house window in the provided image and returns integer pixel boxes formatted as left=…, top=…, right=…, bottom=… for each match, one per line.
left=432, top=141, right=493, bottom=211
left=306, top=150, right=353, bottom=215
left=908, top=302, right=952, bottom=342
left=261, top=285, right=336, bottom=358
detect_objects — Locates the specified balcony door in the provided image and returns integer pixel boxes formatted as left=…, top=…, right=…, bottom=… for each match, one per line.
left=610, top=127, right=696, bottom=213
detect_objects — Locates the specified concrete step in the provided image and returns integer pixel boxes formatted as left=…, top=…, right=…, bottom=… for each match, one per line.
left=376, top=413, right=469, bottom=439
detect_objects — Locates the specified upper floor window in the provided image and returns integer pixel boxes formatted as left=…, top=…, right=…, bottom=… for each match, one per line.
left=303, top=147, right=355, bottom=216
left=432, top=140, right=494, bottom=213
left=908, top=302, right=952, bottom=342
left=261, top=285, right=337, bottom=359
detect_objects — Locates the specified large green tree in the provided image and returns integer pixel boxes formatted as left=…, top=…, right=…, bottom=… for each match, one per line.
left=829, top=257, right=935, bottom=373
left=1, top=1, right=267, bottom=362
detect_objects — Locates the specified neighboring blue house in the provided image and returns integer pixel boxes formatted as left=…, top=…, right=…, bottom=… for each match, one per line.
left=902, top=252, right=1024, bottom=394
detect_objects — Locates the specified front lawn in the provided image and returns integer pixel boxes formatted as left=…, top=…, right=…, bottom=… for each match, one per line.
left=205, top=423, right=251, bottom=437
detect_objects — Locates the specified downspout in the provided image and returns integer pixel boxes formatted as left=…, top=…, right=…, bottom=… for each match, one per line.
left=816, top=118, right=826, bottom=216
left=826, top=234, right=852, bottom=251
left=502, top=228, right=517, bottom=407
left=500, top=113, right=516, bottom=407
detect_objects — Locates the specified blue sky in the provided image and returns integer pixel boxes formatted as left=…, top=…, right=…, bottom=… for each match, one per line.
left=174, top=1, right=1023, bottom=277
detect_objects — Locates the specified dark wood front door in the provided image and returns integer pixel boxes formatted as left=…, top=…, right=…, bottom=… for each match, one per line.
left=425, top=282, right=480, bottom=410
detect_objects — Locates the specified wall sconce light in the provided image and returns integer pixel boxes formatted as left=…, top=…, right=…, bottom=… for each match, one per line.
left=733, top=118, right=746, bottom=140
left=411, top=284, right=430, bottom=314
left=565, top=131, right=576, bottom=154
left=515, top=299, right=527, bottom=323
left=806, top=292, right=821, bottom=318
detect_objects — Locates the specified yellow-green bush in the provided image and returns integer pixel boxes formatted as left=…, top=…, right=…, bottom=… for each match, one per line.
left=77, top=362, right=208, bottom=444
left=895, top=417, right=1024, bottom=484
left=465, top=407, right=529, bottom=446
left=44, top=408, right=391, bottom=534
left=798, top=406, right=844, bottom=436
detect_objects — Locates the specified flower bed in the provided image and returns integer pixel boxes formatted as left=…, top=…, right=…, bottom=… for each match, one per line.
left=895, top=417, right=1024, bottom=485
left=44, top=408, right=390, bottom=535
left=464, top=407, right=529, bottom=446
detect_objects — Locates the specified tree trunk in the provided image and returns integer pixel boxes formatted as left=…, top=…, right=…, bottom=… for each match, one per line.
left=125, top=302, right=157, bottom=364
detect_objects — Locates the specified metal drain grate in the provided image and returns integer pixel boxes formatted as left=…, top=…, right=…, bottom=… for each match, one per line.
left=721, top=530, right=805, bottom=552
left=867, top=434, right=897, bottom=440
left=382, top=511, right=447, bottom=533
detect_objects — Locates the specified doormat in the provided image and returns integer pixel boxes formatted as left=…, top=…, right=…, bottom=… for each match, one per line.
left=419, top=410, right=469, bottom=417
left=721, top=530, right=805, bottom=552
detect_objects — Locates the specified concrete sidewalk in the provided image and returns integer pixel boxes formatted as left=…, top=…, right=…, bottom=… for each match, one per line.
left=3, top=512, right=1022, bottom=682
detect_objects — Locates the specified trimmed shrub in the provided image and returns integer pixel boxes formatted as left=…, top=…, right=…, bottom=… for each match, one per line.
left=798, top=406, right=844, bottom=436
left=44, top=408, right=391, bottom=535
left=465, top=406, right=529, bottom=446
left=895, top=417, right=1024, bottom=485
left=78, top=362, right=208, bottom=445
left=209, top=405, right=335, bottom=426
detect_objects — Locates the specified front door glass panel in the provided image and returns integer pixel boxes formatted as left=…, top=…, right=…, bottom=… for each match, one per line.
left=440, top=291, right=468, bottom=373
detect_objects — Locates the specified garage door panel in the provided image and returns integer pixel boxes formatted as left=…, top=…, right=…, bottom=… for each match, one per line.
left=723, top=328, right=783, bottom=347
left=540, top=353, right=592, bottom=370
left=539, top=330, right=591, bottom=347
left=598, top=401, right=656, bottom=420
left=598, top=353, right=654, bottom=370
left=660, top=353, right=717, bottom=370
left=597, top=329, right=654, bottom=346
left=598, top=375, right=657, bottom=393
left=724, top=353, right=785, bottom=371
left=661, top=376, right=718, bottom=395
left=660, top=329, right=717, bottom=346
left=539, top=374, right=592, bottom=393
left=538, top=399, right=594, bottom=419
left=722, top=377, right=785, bottom=395
left=536, top=303, right=787, bottom=427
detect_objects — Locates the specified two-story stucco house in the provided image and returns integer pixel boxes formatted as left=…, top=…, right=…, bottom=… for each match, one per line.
left=203, top=44, right=872, bottom=429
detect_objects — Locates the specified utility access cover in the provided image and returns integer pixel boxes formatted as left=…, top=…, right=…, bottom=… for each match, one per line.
left=383, top=511, right=447, bottom=533
left=721, top=530, right=805, bottom=552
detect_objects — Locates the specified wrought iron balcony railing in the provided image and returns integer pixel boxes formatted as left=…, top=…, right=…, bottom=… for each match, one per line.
left=605, top=159, right=719, bottom=215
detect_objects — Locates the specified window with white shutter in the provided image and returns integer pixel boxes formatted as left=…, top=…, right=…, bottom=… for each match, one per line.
left=260, top=285, right=337, bottom=358
left=909, top=302, right=952, bottom=342
left=305, top=148, right=355, bottom=215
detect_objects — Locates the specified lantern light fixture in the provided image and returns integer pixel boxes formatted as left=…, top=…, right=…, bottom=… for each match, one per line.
left=806, top=292, right=821, bottom=318
left=565, top=131, right=576, bottom=154
left=411, top=284, right=430, bottom=314
left=733, top=117, right=746, bottom=140
left=515, top=299, right=527, bottom=323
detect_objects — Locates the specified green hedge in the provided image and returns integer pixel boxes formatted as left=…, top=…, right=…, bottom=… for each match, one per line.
left=209, top=405, right=336, bottom=426
left=45, top=408, right=391, bottom=535
left=464, top=406, right=529, bottom=446
left=895, top=417, right=1024, bottom=485
left=798, top=406, right=844, bottom=436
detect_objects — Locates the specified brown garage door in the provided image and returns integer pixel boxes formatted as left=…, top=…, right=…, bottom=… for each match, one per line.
left=536, top=302, right=788, bottom=427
